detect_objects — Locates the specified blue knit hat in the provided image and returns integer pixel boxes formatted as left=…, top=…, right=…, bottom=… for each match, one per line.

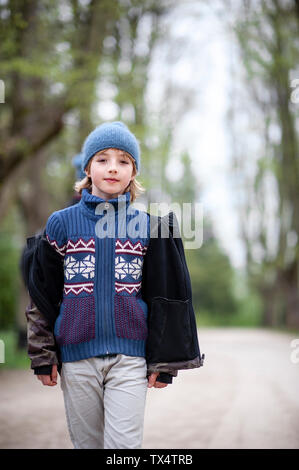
left=82, top=121, right=140, bottom=173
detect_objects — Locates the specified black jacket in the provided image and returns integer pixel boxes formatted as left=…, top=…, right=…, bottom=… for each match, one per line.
left=142, top=212, right=204, bottom=375
left=21, top=211, right=205, bottom=382
left=21, top=229, right=64, bottom=330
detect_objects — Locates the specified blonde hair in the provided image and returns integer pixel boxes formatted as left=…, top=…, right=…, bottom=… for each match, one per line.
left=73, top=149, right=145, bottom=203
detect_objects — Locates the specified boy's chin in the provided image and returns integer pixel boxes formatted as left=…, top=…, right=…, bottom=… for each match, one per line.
left=94, top=186, right=125, bottom=197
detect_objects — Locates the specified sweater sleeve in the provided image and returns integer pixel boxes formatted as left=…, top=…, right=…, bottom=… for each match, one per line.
left=46, top=211, right=67, bottom=257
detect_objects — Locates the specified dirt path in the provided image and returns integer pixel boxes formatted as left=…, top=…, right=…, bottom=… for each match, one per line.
left=1, top=327, right=299, bottom=449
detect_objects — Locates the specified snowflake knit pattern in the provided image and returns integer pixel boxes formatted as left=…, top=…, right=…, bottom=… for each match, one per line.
left=46, top=188, right=150, bottom=363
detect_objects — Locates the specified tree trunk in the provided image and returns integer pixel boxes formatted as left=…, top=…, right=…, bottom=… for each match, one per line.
left=15, top=151, right=51, bottom=350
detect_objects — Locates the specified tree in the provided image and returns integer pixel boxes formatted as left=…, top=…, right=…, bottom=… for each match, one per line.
left=226, top=0, right=299, bottom=327
left=0, top=0, right=173, bottom=344
left=166, top=149, right=237, bottom=320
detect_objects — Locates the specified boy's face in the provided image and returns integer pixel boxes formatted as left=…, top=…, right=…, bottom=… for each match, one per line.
left=86, top=148, right=134, bottom=200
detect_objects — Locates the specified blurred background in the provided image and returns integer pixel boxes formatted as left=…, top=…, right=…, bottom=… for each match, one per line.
left=0, top=0, right=299, bottom=449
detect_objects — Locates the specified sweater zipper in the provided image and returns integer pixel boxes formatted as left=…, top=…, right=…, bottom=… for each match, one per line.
left=104, top=211, right=113, bottom=356
left=97, top=216, right=109, bottom=355
left=104, top=233, right=109, bottom=355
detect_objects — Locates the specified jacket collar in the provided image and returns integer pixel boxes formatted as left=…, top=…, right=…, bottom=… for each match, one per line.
left=79, top=188, right=131, bottom=220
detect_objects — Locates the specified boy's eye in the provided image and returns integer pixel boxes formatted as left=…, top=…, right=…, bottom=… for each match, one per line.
left=96, top=158, right=128, bottom=164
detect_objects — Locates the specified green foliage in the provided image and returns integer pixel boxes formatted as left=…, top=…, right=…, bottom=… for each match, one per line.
left=188, top=235, right=265, bottom=327
left=0, top=329, right=30, bottom=370
left=0, top=233, right=21, bottom=330
left=194, top=290, right=262, bottom=328
left=231, top=0, right=299, bottom=328
left=164, top=149, right=244, bottom=326
left=186, top=238, right=238, bottom=321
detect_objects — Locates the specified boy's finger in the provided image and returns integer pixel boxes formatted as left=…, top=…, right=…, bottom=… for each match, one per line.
left=147, top=372, right=159, bottom=388
left=41, top=375, right=51, bottom=386
left=51, top=364, right=58, bottom=383
left=41, top=376, right=48, bottom=385
left=155, top=382, right=168, bottom=388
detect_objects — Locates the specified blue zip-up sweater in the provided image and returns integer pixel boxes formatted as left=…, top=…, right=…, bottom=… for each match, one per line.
left=46, top=188, right=150, bottom=363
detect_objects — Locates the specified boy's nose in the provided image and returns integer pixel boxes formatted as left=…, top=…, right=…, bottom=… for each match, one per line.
left=108, top=167, right=118, bottom=173
left=108, top=163, right=119, bottom=172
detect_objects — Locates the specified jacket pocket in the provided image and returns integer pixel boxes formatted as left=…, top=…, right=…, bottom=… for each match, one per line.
left=146, top=296, right=193, bottom=363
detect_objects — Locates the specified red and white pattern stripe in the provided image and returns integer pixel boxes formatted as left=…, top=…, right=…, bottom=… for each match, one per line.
left=115, top=239, right=148, bottom=256
left=46, top=235, right=67, bottom=257
left=115, top=281, right=142, bottom=294
left=64, top=282, right=94, bottom=296
left=66, top=238, right=95, bottom=254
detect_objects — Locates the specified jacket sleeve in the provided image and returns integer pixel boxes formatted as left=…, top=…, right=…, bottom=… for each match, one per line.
left=25, top=219, right=65, bottom=330
left=156, top=372, right=174, bottom=384
left=25, top=297, right=59, bottom=374
left=146, top=371, right=174, bottom=384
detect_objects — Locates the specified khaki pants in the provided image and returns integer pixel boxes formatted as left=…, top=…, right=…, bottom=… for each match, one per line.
left=60, top=354, right=148, bottom=449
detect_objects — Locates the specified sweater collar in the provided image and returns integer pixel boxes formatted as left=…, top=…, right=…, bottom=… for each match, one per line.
left=80, top=188, right=131, bottom=218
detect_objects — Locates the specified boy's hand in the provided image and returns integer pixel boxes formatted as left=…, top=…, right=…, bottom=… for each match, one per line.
left=147, top=372, right=168, bottom=389
left=37, top=364, right=58, bottom=386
